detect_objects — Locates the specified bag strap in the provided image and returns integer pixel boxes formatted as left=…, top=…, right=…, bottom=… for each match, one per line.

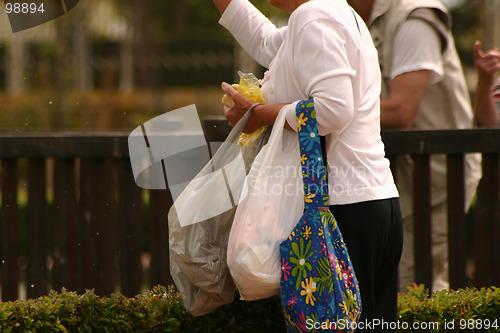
left=320, top=135, right=328, bottom=180
left=296, top=98, right=329, bottom=209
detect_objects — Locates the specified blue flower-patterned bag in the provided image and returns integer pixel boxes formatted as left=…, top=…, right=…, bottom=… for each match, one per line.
left=280, top=99, right=362, bottom=332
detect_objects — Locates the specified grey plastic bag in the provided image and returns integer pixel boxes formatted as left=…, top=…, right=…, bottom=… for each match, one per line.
left=168, top=110, right=270, bottom=316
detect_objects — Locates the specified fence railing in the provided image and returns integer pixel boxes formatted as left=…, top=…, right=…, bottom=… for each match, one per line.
left=0, top=123, right=499, bottom=301
left=0, top=133, right=173, bottom=301
left=381, top=128, right=500, bottom=289
left=203, top=121, right=500, bottom=291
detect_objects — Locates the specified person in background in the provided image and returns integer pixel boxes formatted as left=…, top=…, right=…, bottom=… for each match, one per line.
left=213, top=0, right=403, bottom=330
left=347, top=0, right=482, bottom=292
left=473, top=40, right=500, bottom=127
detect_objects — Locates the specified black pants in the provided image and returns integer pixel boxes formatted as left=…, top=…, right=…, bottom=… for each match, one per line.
left=330, top=197, right=403, bottom=332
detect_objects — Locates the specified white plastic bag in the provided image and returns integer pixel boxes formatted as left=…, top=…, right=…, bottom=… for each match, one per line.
left=168, top=109, right=270, bottom=316
left=227, top=108, right=304, bottom=301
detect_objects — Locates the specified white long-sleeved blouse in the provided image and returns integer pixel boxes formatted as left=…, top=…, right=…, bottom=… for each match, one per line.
left=220, top=0, right=399, bottom=204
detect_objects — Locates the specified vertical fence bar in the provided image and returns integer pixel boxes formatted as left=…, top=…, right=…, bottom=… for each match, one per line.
left=412, top=154, right=433, bottom=290
left=79, top=158, right=99, bottom=293
left=26, top=158, right=48, bottom=299
left=1, top=159, right=20, bottom=301
left=474, top=153, right=500, bottom=287
left=52, top=158, right=79, bottom=292
left=446, top=154, right=467, bottom=289
left=117, top=158, right=143, bottom=297
left=96, top=159, right=118, bottom=295
left=80, top=158, right=119, bottom=296
left=494, top=155, right=500, bottom=286
left=149, top=189, right=173, bottom=287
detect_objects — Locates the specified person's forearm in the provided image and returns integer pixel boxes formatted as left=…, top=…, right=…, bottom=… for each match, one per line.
left=246, top=103, right=292, bottom=133
left=474, top=80, right=500, bottom=127
left=379, top=70, right=431, bottom=129
left=213, top=0, right=232, bottom=14
left=380, top=99, right=415, bottom=129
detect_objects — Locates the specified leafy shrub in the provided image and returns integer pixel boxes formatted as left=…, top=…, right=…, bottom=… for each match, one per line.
left=398, top=284, right=500, bottom=332
left=0, top=285, right=498, bottom=332
left=0, top=286, right=285, bottom=332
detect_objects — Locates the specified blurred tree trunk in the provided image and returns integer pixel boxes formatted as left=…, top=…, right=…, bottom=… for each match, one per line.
left=479, top=0, right=500, bottom=49
left=51, top=10, right=78, bottom=128
left=73, top=1, right=92, bottom=92
left=6, top=33, right=26, bottom=94
left=55, top=13, right=74, bottom=93
left=234, top=45, right=261, bottom=82
left=119, top=0, right=143, bottom=93
left=120, top=23, right=134, bottom=93
left=174, top=1, right=189, bottom=33
left=493, top=0, right=500, bottom=48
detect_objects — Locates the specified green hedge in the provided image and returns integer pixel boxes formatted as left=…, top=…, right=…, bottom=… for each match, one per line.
left=0, top=286, right=286, bottom=332
left=397, top=284, right=499, bottom=332
left=0, top=285, right=498, bottom=332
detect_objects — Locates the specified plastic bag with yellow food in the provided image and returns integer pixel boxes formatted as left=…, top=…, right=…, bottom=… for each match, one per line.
left=222, top=71, right=267, bottom=146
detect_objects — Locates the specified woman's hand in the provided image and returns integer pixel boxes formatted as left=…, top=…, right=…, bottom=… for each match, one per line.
left=221, top=82, right=291, bottom=132
left=221, top=82, right=261, bottom=133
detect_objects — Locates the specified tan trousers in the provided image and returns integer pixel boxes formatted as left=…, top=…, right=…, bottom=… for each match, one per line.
left=398, top=202, right=448, bottom=292
left=398, top=182, right=478, bottom=293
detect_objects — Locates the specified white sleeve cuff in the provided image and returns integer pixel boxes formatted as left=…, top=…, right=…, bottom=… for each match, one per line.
left=283, top=101, right=300, bottom=132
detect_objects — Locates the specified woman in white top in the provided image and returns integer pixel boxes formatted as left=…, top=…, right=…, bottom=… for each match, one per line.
left=213, top=0, right=402, bottom=330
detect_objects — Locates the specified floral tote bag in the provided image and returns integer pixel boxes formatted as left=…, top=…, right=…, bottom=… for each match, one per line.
left=280, top=98, right=362, bottom=332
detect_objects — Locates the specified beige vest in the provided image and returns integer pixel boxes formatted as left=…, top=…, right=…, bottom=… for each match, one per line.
left=368, top=0, right=482, bottom=216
